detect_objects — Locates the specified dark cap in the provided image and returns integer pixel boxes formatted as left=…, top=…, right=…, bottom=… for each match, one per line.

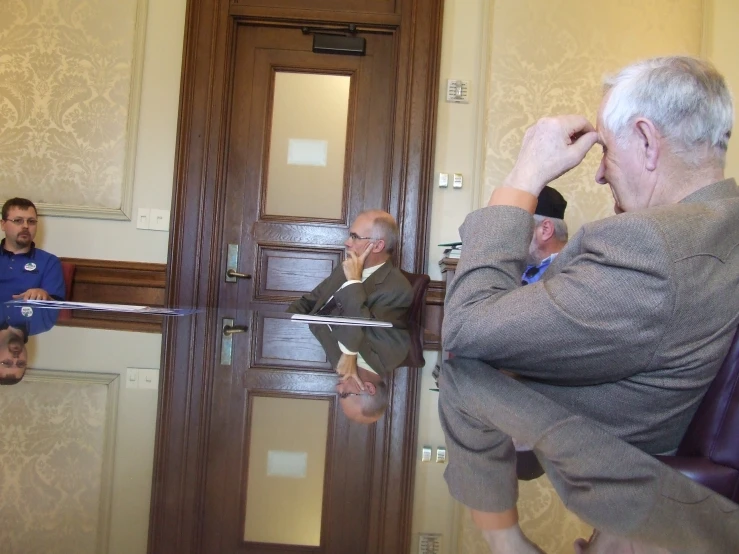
left=535, top=186, right=567, bottom=219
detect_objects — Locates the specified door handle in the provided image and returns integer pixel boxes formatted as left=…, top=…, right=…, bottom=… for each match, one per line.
left=223, top=323, right=248, bottom=336
left=226, top=268, right=252, bottom=280
left=220, top=318, right=247, bottom=365
left=225, top=244, right=252, bottom=282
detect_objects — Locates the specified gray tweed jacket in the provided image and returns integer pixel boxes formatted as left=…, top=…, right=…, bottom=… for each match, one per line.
left=443, top=179, right=739, bottom=453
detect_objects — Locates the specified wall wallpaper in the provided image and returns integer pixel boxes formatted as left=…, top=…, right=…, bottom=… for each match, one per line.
left=0, top=0, right=141, bottom=218
left=462, top=0, right=704, bottom=552
left=0, top=370, right=118, bottom=554
left=480, top=0, right=703, bottom=233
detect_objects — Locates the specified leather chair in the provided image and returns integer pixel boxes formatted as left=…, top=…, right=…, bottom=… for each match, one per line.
left=655, top=325, right=739, bottom=502
left=400, top=269, right=430, bottom=325
left=399, top=270, right=430, bottom=367
left=516, top=325, right=739, bottom=491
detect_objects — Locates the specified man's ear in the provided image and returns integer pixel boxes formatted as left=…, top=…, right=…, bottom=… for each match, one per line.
left=365, top=382, right=377, bottom=395
left=539, top=219, right=555, bottom=241
left=373, top=239, right=385, bottom=253
left=635, top=118, right=660, bottom=171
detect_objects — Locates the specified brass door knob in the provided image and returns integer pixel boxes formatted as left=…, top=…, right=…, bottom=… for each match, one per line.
left=223, top=325, right=248, bottom=336
left=226, top=269, right=252, bottom=280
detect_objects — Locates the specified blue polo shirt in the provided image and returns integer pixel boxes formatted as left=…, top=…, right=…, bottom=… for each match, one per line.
left=0, top=240, right=65, bottom=302
left=0, top=302, right=59, bottom=337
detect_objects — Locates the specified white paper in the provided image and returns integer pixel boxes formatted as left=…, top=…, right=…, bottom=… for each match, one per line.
left=287, top=138, right=328, bottom=166
left=290, top=313, right=393, bottom=327
left=267, top=450, right=308, bottom=479
left=4, top=299, right=200, bottom=316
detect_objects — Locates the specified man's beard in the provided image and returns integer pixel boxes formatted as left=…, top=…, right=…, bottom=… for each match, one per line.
left=8, top=334, right=25, bottom=355
left=15, top=232, right=32, bottom=247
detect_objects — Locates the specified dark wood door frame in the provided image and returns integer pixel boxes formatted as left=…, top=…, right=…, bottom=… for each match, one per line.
left=149, top=2, right=444, bottom=553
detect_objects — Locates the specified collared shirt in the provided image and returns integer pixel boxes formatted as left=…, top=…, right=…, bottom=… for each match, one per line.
left=334, top=262, right=388, bottom=369
left=341, top=261, right=386, bottom=289
left=0, top=240, right=66, bottom=302
left=521, top=253, right=558, bottom=285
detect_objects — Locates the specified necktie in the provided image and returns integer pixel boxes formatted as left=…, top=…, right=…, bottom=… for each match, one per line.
left=316, top=295, right=338, bottom=315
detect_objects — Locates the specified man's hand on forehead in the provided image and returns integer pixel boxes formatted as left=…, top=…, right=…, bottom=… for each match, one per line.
left=502, top=115, right=599, bottom=196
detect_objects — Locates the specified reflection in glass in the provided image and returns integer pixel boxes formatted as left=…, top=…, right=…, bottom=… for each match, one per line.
left=310, top=324, right=420, bottom=424
left=264, top=72, right=350, bottom=219
left=244, top=395, right=330, bottom=546
left=0, top=304, right=58, bottom=385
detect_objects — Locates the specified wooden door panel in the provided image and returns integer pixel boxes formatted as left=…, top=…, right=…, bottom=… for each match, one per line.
left=232, top=0, right=399, bottom=16
left=252, top=314, right=332, bottom=369
left=256, top=247, right=340, bottom=298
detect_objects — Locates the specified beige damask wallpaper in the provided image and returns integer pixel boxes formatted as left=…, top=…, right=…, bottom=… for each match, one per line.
left=0, top=0, right=145, bottom=219
left=481, top=0, right=704, bottom=233
left=459, top=1, right=705, bottom=552
left=0, top=370, right=118, bottom=554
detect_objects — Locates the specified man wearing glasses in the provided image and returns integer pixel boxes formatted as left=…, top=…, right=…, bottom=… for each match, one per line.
left=0, top=197, right=65, bottom=302
left=287, top=209, right=413, bottom=326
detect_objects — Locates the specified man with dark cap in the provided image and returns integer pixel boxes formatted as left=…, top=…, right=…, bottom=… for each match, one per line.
left=521, top=185, right=568, bottom=285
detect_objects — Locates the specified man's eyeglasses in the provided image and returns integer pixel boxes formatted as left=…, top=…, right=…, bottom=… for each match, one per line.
left=4, top=217, right=38, bottom=226
left=348, top=232, right=380, bottom=241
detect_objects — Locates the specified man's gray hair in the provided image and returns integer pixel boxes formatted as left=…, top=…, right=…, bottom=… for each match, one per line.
left=370, top=212, right=399, bottom=254
left=602, top=56, right=733, bottom=166
left=533, top=214, right=568, bottom=242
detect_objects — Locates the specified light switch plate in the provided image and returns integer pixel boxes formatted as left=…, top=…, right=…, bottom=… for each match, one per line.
left=436, top=447, right=447, bottom=463
left=149, top=209, right=170, bottom=231
left=438, top=173, right=449, bottom=188
left=136, top=208, right=150, bottom=229
left=421, top=446, right=432, bottom=462
left=126, top=368, right=139, bottom=388
left=452, top=173, right=463, bottom=188
left=138, top=369, right=159, bottom=390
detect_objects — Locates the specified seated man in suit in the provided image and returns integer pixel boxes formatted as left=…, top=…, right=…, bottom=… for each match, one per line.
left=287, top=210, right=413, bottom=325
left=0, top=197, right=65, bottom=302
left=311, top=324, right=413, bottom=424
left=440, top=56, right=739, bottom=553
left=521, top=186, right=569, bottom=285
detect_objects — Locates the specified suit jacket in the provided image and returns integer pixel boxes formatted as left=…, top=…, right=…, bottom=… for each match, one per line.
left=287, top=261, right=413, bottom=326
left=443, top=179, right=739, bottom=454
left=310, top=324, right=411, bottom=377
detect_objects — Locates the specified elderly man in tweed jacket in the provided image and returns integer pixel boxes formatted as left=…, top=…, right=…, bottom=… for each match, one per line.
left=439, top=56, right=739, bottom=553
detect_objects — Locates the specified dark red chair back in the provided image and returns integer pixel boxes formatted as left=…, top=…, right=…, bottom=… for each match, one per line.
left=656, top=325, right=739, bottom=502
left=399, top=270, right=429, bottom=368
left=400, top=269, right=430, bottom=325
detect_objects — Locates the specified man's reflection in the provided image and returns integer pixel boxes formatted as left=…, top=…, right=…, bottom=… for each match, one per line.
left=310, top=324, right=422, bottom=424
left=0, top=324, right=27, bottom=384
left=0, top=304, right=59, bottom=385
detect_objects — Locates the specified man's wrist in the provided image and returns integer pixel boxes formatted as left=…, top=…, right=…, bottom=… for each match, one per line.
left=487, top=186, right=538, bottom=213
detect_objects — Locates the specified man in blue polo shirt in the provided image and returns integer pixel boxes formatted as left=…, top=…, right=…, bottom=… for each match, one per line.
left=0, top=197, right=65, bottom=302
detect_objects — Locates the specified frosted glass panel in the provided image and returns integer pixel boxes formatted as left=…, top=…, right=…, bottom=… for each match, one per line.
left=264, top=72, right=350, bottom=219
left=244, top=396, right=330, bottom=546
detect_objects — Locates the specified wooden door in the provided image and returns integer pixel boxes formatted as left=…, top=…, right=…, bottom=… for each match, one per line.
left=150, top=2, right=444, bottom=554
left=203, top=23, right=401, bottom=554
